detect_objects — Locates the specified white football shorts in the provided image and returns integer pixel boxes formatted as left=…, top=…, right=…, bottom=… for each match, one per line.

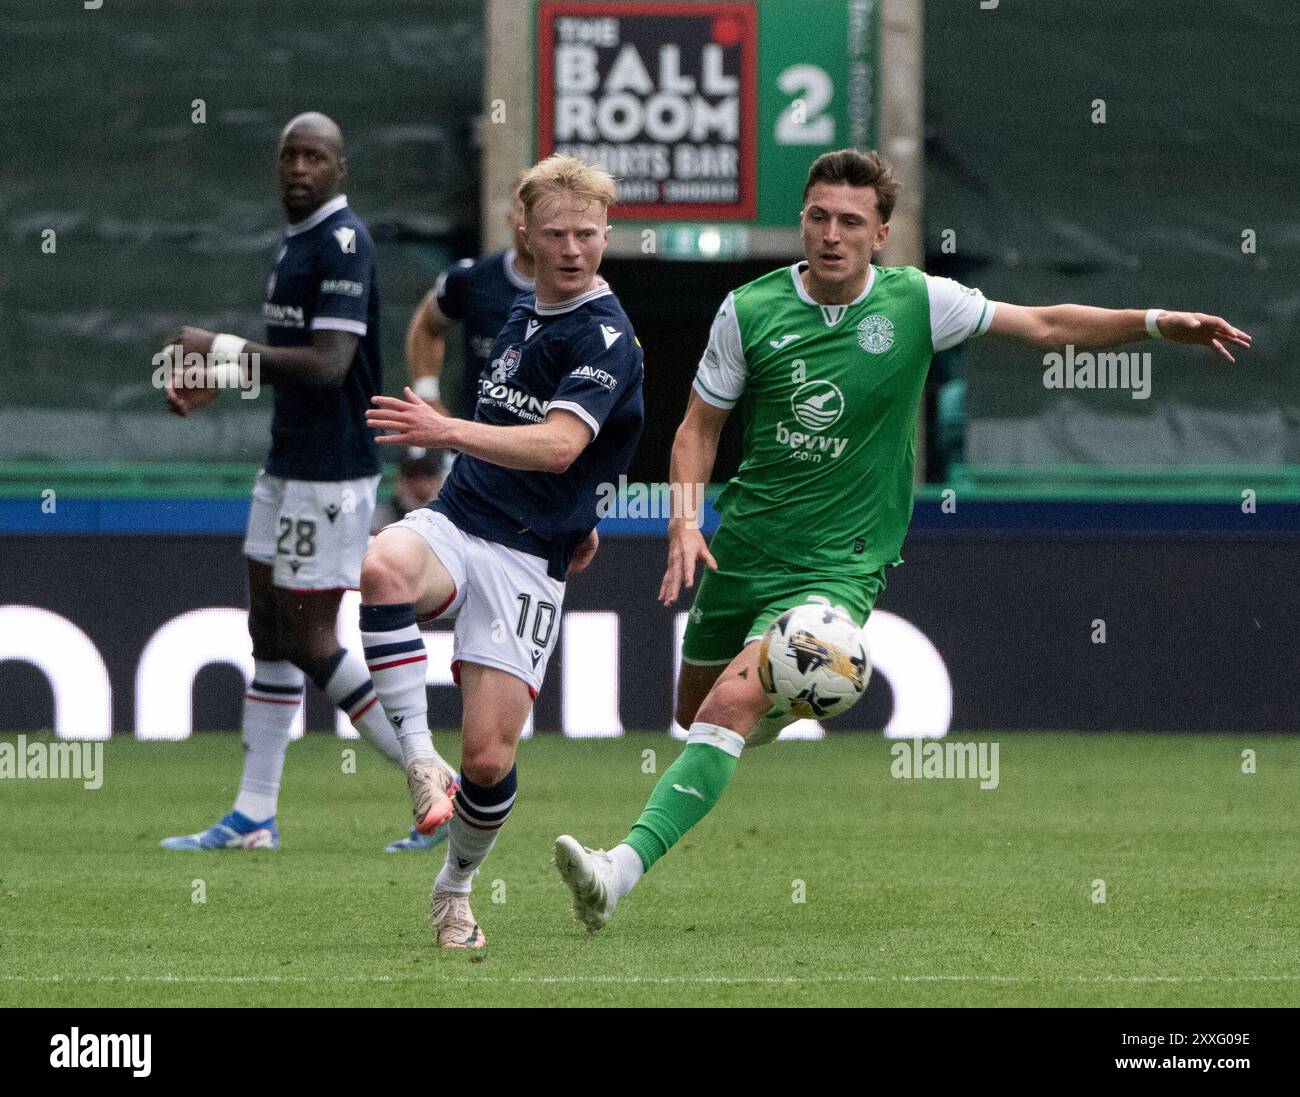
left=243, top=470, right=381, bottom=591
left=385, top=506, right=565, bottom=697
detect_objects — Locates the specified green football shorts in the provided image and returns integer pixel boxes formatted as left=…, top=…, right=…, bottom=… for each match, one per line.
left=680, top=523, right=888, bottom=666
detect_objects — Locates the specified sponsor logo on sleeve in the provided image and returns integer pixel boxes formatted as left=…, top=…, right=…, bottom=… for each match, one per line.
left=320, top=278, right=364, bottom=297
left=569, top=364, right=618, bottom=391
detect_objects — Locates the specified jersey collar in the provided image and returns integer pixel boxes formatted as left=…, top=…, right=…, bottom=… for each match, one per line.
left=789, top=261, right=876, bottom=307
left=502, top=249, right=536, bottom=291
left=285, top=194, right=348, bottom=237
left=534, top=277, right=611, bottom=315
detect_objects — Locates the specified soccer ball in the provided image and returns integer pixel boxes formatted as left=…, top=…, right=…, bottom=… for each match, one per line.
left=758, top=603, right=870, bottom=720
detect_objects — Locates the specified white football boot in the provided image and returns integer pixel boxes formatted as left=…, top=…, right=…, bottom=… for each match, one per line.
left=553, top=835, right=620, bottom=933
left=432, top=890, right=486, bottom=948
left=745, top=706, right=795, bottom=748
left=405, top=759, right=457, bottom=834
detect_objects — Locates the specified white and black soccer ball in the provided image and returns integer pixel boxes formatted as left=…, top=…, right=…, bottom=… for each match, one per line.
left=758, top=603, right=871, bottom=720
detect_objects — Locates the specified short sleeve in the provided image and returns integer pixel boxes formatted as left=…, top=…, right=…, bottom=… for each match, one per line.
left=433, top=259, right=474, bottom=321
left=547, top=320, right=643, bottom=439
left=311, top=224, right=375, bottom=336
left=924, top=274, right=995, bottom=353
left=692, top=293, right=747, bottom=408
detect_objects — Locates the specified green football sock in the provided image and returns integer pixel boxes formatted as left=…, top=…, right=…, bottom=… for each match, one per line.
left=623, top=723, right=744, bottom=872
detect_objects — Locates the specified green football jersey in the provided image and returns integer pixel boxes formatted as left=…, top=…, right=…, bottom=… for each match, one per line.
left=692, top=262, right=993, bottom=574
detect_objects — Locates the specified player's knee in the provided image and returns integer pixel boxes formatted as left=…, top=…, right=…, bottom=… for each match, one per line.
left=697, top=673, right=766, bottom=732
left=291, top=648, right=342, bottom=688
left=360, top=542, right=416, bottom=604
left=459, top=745, right=513, bottom=788
left=278, top=642, right=314, bottom=676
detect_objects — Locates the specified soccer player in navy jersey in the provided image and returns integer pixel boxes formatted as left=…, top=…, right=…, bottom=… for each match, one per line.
left=404, top=174, right=535, bottom=419
left=158, top=113, right=424, bottom=851
left=360, top=155, right=644, bottom=947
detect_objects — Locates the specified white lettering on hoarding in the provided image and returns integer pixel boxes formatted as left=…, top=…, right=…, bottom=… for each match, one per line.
left=1, top=604, right=951, bottom=740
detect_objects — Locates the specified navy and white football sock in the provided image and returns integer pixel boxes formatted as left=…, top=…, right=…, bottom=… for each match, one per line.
left=232, top=658, right=304, bottom=822
left=360, top=602, right=444, bottom=768
left=310, top=648, right=403, bottom=765
left=435, top=766, right=517, bottom=894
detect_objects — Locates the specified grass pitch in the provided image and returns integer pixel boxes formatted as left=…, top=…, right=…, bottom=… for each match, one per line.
left=1, top=732, right=1296, bottom=1007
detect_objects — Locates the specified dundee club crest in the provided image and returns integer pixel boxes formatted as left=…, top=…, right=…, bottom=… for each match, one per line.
left=491, top=345, right=522, bottom=382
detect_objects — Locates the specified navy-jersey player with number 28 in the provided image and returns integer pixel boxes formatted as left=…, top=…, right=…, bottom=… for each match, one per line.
left=360, top=155, right=644, bottom=948
left=159, top=113, right=422, bottom=853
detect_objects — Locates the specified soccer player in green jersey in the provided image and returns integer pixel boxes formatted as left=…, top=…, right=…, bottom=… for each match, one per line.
left=553, top=148, right=1251, bottom=931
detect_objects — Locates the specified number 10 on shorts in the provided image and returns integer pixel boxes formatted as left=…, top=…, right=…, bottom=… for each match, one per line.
left=515, top=594, right=557, bottom=648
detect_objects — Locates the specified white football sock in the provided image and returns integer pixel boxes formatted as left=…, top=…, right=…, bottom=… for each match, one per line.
left=436, top=768, right=517, bottom=894
left=435, top=818, right=498, bottom=894
left=233, top=658, right=304, bottom=821
left=609, top=843, right=645, bottom=900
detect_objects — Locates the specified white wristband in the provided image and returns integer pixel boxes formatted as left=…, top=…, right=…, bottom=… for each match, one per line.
left=1144, top=309, right=1165, bottom=340
left=413, top=375, right=441, bottom=401
left=210, top=333, right=247, bottom=364
left=209, top=334, right=248, bottom=386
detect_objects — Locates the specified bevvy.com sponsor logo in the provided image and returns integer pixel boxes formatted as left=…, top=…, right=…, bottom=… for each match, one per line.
left=776, top=379, right=848, bottom=463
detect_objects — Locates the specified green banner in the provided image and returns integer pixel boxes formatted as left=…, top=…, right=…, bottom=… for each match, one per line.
left=756, top=0, right=877, bottom=225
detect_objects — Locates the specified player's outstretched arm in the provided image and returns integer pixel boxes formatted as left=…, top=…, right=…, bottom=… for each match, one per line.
left=405, top=290, right=451, bottom=415
left=988, top=303, right=1252, bottom=363
left=157, top=326, right=359, bottom=413
left=367, top=387, right=591, bottom=473
left=659, top=391, right=727, bottom=607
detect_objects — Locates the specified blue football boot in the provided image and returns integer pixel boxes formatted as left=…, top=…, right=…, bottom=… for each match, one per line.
left=161, top=811, right=280, bottom=851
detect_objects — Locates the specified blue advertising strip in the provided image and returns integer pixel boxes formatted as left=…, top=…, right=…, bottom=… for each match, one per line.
left=2, top=498, right=1297, bottom=536
left=0, top=498, right=253, bottom=534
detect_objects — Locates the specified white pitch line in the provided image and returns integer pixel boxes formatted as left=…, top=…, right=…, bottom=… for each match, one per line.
left=2, top=973, right=1297, bottom=987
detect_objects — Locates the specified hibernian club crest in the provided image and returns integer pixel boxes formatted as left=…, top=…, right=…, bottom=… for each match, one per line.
left=857, top=314, right=894, bottom=354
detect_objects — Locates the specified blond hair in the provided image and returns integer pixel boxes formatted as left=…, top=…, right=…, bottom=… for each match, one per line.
left=518, top=155, right=617, bottom=217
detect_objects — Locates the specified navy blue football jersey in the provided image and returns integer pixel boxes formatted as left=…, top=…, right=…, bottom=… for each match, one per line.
left=431, top=281, right=644, bottom=579
left=434, top=249, right=534, bottom=418
left=262, top=194, right=381, bottom=480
